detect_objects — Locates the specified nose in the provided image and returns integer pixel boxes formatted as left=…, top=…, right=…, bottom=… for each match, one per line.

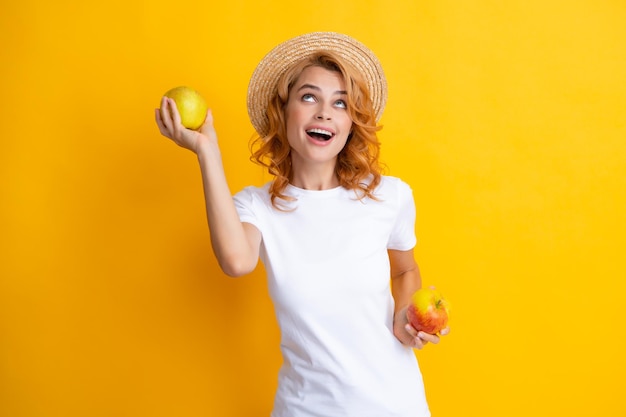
left=315, top=104, right=332, bottom=120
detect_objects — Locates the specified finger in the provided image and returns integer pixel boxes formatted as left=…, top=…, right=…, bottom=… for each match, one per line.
left=155, top=108, right=164, bottom=129
left=404, top=323, right=418, bottom=338
left=418, top=331, right=440, bottom=345
left=158, top=97, right=174, bottom=131
left=404, top=324, right=426, bottom=349
left=167, top=97, right=183, bottom=127
left=155, top=109, right=167, bottom=136
left=439, top=327, right=450, bottom=336
left=199, top=108, right=214, bottom=135
left=412, top=337, right=426, bottom=350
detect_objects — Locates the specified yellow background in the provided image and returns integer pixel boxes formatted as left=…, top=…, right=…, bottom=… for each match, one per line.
left=1, top=1, right=625, bottom=416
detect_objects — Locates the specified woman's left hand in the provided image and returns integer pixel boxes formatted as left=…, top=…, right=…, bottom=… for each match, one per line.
left=393, top=305, right=450, bottom=350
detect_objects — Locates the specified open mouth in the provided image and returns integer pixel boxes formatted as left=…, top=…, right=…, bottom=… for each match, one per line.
left=306, top=128, right=334, bottom=141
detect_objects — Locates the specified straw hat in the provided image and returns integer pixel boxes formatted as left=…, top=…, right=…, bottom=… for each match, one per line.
left=247, top=32, right=388, bottom=137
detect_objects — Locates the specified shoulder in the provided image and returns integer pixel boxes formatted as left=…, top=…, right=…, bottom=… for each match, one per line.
left=374, top=175, right=414, bottom=200
left=234, top=182, right=270, bottom=198
left=233, top=182, right=272, bottom=206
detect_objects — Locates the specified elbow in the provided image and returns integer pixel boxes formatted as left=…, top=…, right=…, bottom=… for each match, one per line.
left=213, top=241, right=259, bottom=277
left=218, top=256, right=257, bottom=278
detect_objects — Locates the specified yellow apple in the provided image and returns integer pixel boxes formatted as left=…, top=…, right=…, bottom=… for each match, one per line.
left=163, top=86, right=208, bottom=130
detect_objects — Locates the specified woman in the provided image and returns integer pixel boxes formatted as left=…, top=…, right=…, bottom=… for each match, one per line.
left=156, top=32, right=446, bottom=417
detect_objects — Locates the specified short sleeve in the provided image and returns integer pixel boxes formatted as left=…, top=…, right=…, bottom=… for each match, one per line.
left=232, top=186, right=262, bottom=230
left=387, top=179, right=417, bottom=251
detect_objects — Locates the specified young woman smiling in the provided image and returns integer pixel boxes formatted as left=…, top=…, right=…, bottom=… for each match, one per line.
left=156, top=32, right=448, bottom=417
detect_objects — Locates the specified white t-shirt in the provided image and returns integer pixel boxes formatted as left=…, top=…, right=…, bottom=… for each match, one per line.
left=233, top=176, right=430, bottom=417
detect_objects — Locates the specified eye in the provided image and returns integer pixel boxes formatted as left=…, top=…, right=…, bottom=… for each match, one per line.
left=334, top=99, right=347, bottom=109
left=302, top=93, right=316, bottom=103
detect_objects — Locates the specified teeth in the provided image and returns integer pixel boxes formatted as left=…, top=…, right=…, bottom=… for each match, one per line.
left=306, top=128, right=334, bottom=140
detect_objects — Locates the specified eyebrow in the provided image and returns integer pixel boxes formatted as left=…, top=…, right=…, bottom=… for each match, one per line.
left=297, top=83, right=347, bottom=95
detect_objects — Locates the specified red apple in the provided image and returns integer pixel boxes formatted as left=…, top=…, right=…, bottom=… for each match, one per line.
left=406, top=288, right=450, bottom=335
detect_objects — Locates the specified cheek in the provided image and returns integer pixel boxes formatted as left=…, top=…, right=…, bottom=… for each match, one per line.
left=284, top=115, right=298, bottom=140
left=284, top=105, right=301, bottom=129
left=342, top=119, right=354, bottom=136
left=284, top=112, right=302, bottom=145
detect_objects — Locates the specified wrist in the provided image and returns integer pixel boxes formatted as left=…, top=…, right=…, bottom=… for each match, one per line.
left=196, top=140, right=221, bottom=161
left=393, top=304, right=409, bottom=321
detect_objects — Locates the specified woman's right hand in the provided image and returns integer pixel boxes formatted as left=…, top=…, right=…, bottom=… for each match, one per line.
left=154, top=96, right=217, bottom=154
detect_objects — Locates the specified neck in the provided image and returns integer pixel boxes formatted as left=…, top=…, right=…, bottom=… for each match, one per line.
left=290, top=164, right=339, bottom=190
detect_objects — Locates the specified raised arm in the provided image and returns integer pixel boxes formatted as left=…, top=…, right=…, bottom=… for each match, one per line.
left=155, top=97, right=261, bottom=276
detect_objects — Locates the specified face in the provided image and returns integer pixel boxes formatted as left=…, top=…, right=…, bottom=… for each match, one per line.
left=284, top=65, right=353, bottom=174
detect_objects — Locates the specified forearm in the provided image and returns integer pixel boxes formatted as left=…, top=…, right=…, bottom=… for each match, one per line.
left=197, top=143, right=259, bottom=276
left=391, top=264, right=422, bottom=315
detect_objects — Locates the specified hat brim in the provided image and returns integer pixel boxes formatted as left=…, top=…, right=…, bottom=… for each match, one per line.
left=247, top=32, right=387, bottom=137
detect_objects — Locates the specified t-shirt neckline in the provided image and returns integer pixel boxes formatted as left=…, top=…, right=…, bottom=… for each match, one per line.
left=285, top=184, right=346, bottom=199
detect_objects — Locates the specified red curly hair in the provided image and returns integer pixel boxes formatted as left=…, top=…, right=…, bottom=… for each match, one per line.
left=250, top=52, right=384, bottom=209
